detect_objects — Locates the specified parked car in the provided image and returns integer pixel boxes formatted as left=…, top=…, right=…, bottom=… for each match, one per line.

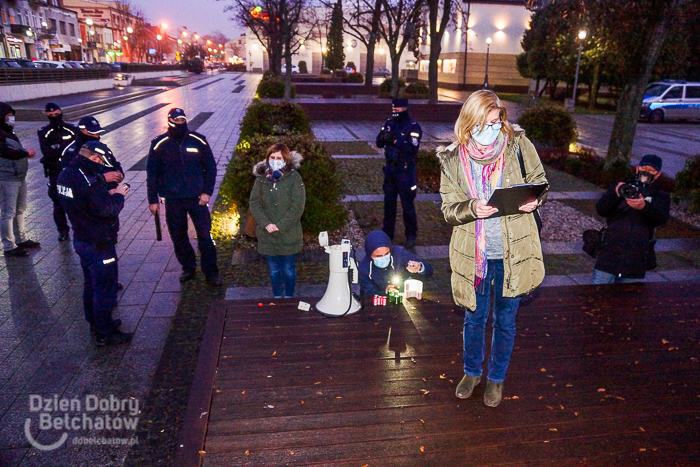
left=640, top=80, right=700, bottom=123
left=64, top=61, right=84, bottom=68
left=34, top=60, right=72, bottom=69
left=373, top=68, right=390, bottom=77
left=343, top=66, right=356, bottom=74
left=91, top=62, right=121, bottom=72
left=0, top=59, right=23, bottom=68
left=281, top=64, right=299, bottom=74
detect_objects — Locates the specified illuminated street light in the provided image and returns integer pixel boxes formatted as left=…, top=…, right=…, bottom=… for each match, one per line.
left=127, top=26, right=133, bottom=34
left=89, top=30, right=95, bottom=35
left=483, top=37, right=492, bottom=88
left=571, top=30, right=588, bottom=111
left=157, top=34, right=162, bottom=40
left=177, top=39, right=182, bottom=44
left=207, top=40, right=212, bottom=45
left=42, top=21, right=48, bottom=27
left=123, top=35, right=128, bottom=40
left=161, top=23, right=168, bottom=30
left=86, top=18, right=93, bottom=26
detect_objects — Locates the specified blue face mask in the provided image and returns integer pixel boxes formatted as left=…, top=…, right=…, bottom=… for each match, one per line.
left=373, top=254, right=391, bottom=268
left=471, top=122, right=502, bottom=146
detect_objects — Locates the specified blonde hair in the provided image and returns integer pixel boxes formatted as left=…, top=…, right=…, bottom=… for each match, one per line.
left=454, top=90, right=514, bottom=144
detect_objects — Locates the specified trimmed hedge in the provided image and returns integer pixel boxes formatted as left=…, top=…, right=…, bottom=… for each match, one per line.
left=239, top=100, right=312, bottom=140
left=517, top=105, right=577, bottom=149
left=379, top=77, right=405, bottom=98
left=256, top=72, right=297, bottom=98
left=347, top=72, right=364, bottom=83
left=674, top=154, right=700, bottom=212
left=223, top=134, right=346, bottom=234
left=298, top=61, right=308, bottom=74
left=403, top=81, right=428, bottom=98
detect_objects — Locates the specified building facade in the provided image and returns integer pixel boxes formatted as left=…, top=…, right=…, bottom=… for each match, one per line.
left=245, top=1, right=532, bottom=91
left=58, top=0, right=140, bottom=63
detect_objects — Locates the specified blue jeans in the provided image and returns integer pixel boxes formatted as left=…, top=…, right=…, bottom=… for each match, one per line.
left=463, top=260, right=521, bottom=383
left=74, top=240, right=120, bottom=335
left=591, top=269, right=639, bottom=284
left=264, top=254, right=297, bottom=298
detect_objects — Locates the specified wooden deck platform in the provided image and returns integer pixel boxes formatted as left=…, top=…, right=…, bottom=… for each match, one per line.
left=180, top=282, right=700, bottom=466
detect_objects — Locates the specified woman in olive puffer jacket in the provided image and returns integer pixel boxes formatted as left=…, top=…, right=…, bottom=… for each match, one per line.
left=249, top=143, right=306, bottom=298
left=438, top=90, right=547, bottom=408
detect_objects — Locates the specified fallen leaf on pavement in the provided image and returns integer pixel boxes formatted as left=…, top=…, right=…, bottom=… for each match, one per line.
left=420, top=446, right=425, bottom=452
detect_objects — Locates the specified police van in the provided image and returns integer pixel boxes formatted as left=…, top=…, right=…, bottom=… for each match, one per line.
left=640, top=80, right=700, bottom=123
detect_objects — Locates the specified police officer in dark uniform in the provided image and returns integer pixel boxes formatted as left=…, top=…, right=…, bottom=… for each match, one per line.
left=57, top=140, right=132, bottom=346
left=146, top=108, right=221, bottom=286
left=37, top=102, right=77, bottom=241
left=376, top=98, right=423, bottom=249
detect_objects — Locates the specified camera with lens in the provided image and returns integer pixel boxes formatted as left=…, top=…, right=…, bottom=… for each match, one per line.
left=619, top=181, right=642, bottom=199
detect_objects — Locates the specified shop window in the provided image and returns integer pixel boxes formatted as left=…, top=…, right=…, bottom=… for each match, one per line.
left=437, top=59, right=443, bottom=72
left=443, top=59, right=456, bottom=74
left=419, top=60, right=429, bottom=72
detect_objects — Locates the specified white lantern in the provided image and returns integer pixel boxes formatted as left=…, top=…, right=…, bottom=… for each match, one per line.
left=403, top=279, right=423, bottom=300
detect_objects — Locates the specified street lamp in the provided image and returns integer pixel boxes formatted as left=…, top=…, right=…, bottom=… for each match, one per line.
left=461, top=1, right=471, bottom=90
left=571, top=29, right=587, bottom=111
left=157, top=34, right=163, bottom=62
left=483, top=37, right=492, bottom=89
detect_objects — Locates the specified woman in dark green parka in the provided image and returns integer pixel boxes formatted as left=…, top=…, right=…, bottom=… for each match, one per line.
left=249, top=143, right=306, bottom=298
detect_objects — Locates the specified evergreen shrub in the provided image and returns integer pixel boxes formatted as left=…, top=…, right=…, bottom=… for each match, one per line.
left=404, top=81, right=428, bottom=97
left=256, top=72, right=297, bottom=98
left=239, top=100, right=312, bottom=140
left=224, top=134, right=346, bottom=233
left=674, top=154, right=700, bottom=212
left=517, top=105, right=577, bottom=149
left=379, top=77, right=405, bottom=98
left=298, top=60, right=308, bottom=74
left=347, top=72, right=364, bottom=83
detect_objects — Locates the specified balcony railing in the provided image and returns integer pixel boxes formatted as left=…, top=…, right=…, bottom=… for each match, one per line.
left=0, top=68, right=111, bottom=85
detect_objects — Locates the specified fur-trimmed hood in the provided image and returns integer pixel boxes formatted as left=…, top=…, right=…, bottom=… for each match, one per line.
left=435, top=123, right=525, bottom=165
left=252, top=150, right=303, bottom=177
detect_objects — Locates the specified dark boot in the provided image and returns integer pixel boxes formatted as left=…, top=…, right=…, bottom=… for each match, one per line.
left=455, top=374, right=481, bottom=399
left=484, top=380, right=504, bottom=407
left=179, top=270, right=196, bottom=283
left=96, top=330, right=133, bottom=347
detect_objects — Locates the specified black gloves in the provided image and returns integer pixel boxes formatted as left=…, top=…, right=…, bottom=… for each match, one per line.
left=383, top=131, right=396, bottom=143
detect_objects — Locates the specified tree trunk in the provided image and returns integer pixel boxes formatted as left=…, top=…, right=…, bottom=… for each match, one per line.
left=427, top=38, right=440, bottom=104
left=390, top=53, right=401, bottom=98
left=284, top=43, right=292, bottom=100
left=588, top=61, right=600, bottom=111
left=605, top=0, right=681, bottom=169
left=365, top=0, right=382, bottom=87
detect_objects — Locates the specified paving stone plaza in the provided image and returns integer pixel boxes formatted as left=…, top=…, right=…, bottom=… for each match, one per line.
left=1, top=72, right=699, bottom=465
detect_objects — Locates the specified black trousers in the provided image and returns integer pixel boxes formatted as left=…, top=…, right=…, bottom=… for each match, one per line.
left=382, top=164, right=418, bottom=240
left=48, top=173, right=70, bottom=235
left=164, top=197, right=219, bottom=278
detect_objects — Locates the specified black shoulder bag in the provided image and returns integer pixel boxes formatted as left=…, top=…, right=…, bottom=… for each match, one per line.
left=516, top=145, right=543, bottom=237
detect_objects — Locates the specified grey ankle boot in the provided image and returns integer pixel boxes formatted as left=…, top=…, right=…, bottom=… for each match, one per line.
left=455, top=374, right=481, bottom=399
left=484, top=380, right=504, bottom=407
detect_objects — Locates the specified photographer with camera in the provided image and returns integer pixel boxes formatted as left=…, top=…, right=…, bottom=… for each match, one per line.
left=592, top=154, right=670, bottom=284
left=376, top=98, right=422, bottom=249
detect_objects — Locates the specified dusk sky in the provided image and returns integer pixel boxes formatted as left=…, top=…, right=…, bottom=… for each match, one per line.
left=135, top=0, right=244, bottom=40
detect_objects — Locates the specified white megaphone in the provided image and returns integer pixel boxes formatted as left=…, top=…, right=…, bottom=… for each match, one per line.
left=315, top=232, right=362, bottom=317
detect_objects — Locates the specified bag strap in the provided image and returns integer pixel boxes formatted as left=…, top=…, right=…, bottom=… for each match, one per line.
left=516, top=144, right=527, bottom=181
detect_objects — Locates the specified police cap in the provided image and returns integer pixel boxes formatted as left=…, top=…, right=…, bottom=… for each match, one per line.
left=78, top=116, right=104, bottom=134
left=45, top=102, right=61, bottom=112
left=167, top=108, right=187, bottom=121
left=80, top=140, right=114, bottom=167
left=392, top=98, right=409, bottom=108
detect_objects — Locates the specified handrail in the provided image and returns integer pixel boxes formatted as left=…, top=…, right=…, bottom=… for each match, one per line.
left=0, top=68, right=111, bottom=85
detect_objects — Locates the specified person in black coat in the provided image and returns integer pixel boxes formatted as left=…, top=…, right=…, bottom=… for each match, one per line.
left=146, top=108, right=220, bottom=286
left=37, top=102, right=78, bottom=241
left=592, top=154, right=670, bottom=283
left=57, top=140, right=132, bottom=346
left=376, top=98, right=423, bottom=248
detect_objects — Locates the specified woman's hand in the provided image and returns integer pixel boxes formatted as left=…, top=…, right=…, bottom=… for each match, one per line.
left=519, top=200, right=539, bottom=213
left=474, top=199, right=498, bottom=219
left=265, top=224, right=279, bottom=233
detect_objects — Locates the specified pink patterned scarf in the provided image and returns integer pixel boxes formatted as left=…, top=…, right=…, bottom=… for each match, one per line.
left=459, top=133, right=508, bottom=290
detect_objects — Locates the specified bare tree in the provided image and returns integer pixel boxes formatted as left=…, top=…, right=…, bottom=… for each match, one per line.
left=222, top=0, right=318, bottom=87
left=328, top=0, right=383, bottom=86
left=376, top=0, right=424, bottom=97
left=425, top=0, right=455, bottom=104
